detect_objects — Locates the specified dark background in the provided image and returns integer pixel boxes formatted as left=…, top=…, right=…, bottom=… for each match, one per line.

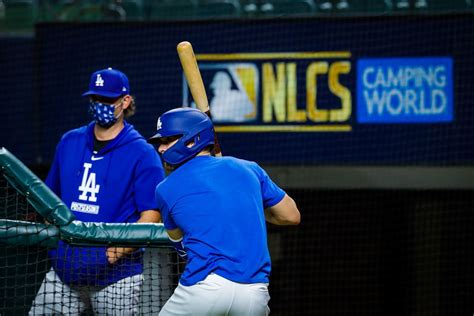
left=1, top=14, right=473, bottom=315
left=2, top=15, right=474, bottom=166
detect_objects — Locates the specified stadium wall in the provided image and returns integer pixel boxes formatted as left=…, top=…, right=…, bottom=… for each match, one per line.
left=1, top=15, right=473, bottom=315
left=2, top=14, right=474, bottom=167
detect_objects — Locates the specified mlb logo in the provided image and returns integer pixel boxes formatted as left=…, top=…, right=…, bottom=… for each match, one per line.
left=183, top=63, right=259, bottom=123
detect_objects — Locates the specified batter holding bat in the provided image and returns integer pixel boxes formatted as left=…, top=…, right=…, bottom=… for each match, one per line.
left=148, top=107, right=300, bottom=315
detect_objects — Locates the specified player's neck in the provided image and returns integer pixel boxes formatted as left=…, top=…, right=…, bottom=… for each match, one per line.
left=196, top=151, right=211, bottom=157
left=94, top=120, right=124, bottom=141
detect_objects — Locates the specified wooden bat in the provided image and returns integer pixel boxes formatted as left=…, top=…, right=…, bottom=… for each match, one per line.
left=177, top=41, right=222, bottom=156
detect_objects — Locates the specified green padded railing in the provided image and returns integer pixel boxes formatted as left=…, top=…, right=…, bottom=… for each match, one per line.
left=0, top=147, right=169, bottom=247
left=0, top=147, right=75, bottom=226
left=0, top=219, right=59, bottom=247
left=0, top=219, right=169, bottom=247
left=59, top=221, right=169, bottom=246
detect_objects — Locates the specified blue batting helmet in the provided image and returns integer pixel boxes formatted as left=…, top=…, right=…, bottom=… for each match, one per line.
left=148, top=108, right=215, bottom=165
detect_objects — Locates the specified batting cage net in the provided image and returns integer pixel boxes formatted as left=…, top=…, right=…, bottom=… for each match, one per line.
left=0, top=151, right=181, bottom=315
left=1, top=3, right=474, bottom=316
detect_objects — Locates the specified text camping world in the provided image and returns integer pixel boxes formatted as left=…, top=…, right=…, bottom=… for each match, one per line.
left=357, top=57, right=453, bottom=123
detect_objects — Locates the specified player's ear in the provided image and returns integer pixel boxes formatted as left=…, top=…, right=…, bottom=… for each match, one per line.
left=185, top=140, right=195, bottom=148
left=121, top=95, right=132, bottom=109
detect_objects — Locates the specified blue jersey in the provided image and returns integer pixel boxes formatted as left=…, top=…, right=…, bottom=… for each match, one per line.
left=46, top=121, right=165, bottom=286
left=155, top=156, right=285, bottom=286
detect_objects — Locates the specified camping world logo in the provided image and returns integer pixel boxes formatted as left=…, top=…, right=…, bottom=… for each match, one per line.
left=182, top=52, right=353, bottom=132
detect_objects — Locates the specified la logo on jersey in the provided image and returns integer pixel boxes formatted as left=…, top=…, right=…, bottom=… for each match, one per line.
left=70, top=163, right=100, bottom=214
left=95, top=74, right=104, bottom=87
left=78, top=163, right=100, bottom=202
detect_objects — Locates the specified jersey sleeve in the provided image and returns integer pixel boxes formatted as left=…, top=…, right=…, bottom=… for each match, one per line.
left=252, top=162, right=286, bottom=208
left=154, top=186, right=178, bottom=230
left=133, top=147, right=166, bottom=212
left=45, top=141, right=62, bottom=196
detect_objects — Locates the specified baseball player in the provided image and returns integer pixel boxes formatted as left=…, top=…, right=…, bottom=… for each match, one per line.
left=148, top=108, right=301, bottom=315
left=29, top=68, right=165, bottom=315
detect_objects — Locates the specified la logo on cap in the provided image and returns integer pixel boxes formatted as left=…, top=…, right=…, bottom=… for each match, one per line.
left=95, top=74, right=104, bottom=87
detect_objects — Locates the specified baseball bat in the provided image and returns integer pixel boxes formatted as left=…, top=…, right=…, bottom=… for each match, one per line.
left=177, top=41, right=222, bottom=156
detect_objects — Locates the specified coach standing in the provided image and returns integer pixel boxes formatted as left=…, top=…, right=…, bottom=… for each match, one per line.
left=29, top=68, right=165, bottom=315
left=148, top=108, right=301, bottom=315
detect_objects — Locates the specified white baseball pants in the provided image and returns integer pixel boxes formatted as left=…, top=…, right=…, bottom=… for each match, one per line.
left=29, top=268, right=143, bottom=315
left=159, top=273, right=270, bottom=316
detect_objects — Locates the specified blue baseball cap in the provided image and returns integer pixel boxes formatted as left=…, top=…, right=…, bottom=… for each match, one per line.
left=82, top=68, right=130, bottom=98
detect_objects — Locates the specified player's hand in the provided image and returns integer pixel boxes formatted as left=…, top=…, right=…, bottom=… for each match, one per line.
left=106, top=247, right=122, bottom=264
left=106, top=246, right=137, bottom=264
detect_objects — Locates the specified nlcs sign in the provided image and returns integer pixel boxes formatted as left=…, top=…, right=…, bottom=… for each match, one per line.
left=182, top=52, right=353, bottom=132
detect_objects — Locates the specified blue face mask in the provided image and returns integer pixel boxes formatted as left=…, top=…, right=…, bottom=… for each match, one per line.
left=88, top=101, right=123, bottom=128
